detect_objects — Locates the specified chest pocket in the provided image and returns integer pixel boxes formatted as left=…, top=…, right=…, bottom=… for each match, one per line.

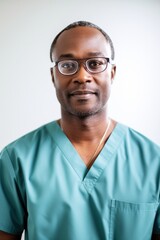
left=109, top=200, right=158, bottom=240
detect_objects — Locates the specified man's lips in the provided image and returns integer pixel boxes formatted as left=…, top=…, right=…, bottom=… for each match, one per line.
left=68, top=90, right=96, bottom=100
left=69, top=90, right=96, bottom=96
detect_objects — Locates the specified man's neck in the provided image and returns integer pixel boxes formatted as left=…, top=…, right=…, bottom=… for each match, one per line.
left=58, top=112, right=116, bottom=168
left=60, top=112, right=109, bottom=142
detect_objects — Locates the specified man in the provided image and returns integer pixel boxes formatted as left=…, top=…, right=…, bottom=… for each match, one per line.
left=0, top=21, right=160, bottom=240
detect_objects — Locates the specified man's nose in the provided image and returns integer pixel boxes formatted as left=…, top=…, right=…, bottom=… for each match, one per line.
left=72, top=64, right=93, bottom=84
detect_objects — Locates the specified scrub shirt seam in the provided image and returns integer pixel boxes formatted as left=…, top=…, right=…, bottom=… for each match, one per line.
left=47, top=136, right=83, bottom=180
left=4, top=147, right=18, bottom=181
left=82, top=174, right=101, bottom=193
left=83, top=131, right=127, bottom=194
left=45, top=124, right=87, bottom=182
left=109, top=202, right=114, bottom=240
left=5, top=147, right=25, bottom=192
left=64, top=148, right=82, bottom=177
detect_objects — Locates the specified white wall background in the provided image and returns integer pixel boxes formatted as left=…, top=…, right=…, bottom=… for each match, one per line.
left=1, top=0, right=160, bottom=152
left=0, top=0, right=160, bottom=239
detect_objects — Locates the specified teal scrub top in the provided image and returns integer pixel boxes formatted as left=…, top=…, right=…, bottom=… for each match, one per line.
left=0, top=121, right=160, bottom=240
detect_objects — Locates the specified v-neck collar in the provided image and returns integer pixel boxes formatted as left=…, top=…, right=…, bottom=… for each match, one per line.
left=45, top=121, right=126, bottom=186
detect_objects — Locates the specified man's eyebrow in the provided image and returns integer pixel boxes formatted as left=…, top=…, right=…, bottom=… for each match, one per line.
left=58, top=54, right=74, bottom=59
left=58, top=52, right=105, bottom=60
left=87, top=52, right=105, bottom=57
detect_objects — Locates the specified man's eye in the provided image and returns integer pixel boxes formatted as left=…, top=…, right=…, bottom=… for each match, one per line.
left=61, top=62, right=75, bottom=69
left=89, top=60, right=104, bottom=69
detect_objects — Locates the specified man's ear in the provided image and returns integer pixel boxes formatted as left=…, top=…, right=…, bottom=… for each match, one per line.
left=50, top=68, right=55, bottom=85
left=111, top=65, right=116, bottom=84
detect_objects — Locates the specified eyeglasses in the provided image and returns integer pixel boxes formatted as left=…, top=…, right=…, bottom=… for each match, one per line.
left=52, top=57, right=114, bottom=76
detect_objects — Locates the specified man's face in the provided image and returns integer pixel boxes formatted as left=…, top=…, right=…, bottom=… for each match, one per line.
left=51, top=26, right=116, bottom=118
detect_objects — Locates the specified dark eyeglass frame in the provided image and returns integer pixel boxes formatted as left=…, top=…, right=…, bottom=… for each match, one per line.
left=52, top=57, right=115, bottom=76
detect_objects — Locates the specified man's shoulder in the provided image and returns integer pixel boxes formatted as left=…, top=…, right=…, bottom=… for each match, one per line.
left=119, top=122, right=160, bottom=153
left=1, top=121, right=57, bottom=154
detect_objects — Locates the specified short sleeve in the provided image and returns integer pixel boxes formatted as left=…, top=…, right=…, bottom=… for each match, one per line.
left=0, top=148, right=26, bottom=234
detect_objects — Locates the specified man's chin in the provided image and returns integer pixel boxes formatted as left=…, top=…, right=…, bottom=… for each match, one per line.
left=70, top=108, right=101, bottom=119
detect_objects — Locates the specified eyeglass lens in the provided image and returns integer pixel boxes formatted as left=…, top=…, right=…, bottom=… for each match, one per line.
left=58, top=58, right=108, bottom=75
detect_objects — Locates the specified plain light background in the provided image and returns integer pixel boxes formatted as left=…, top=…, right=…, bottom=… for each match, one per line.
left=0, top=0, right=160, bottom=151
left=0, top=1, right=160, bottom=239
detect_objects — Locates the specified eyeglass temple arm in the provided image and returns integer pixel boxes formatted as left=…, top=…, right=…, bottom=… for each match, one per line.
left=109, top=58, right=115, bottom=65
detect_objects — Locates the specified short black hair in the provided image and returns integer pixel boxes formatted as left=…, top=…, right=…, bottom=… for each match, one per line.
left=50, top=20, right=115, bottom=62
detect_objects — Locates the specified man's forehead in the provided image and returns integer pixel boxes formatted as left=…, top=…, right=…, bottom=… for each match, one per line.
left=53, top=26, right=111, bottom=59
left=56, top=26, right=106, bottom=44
